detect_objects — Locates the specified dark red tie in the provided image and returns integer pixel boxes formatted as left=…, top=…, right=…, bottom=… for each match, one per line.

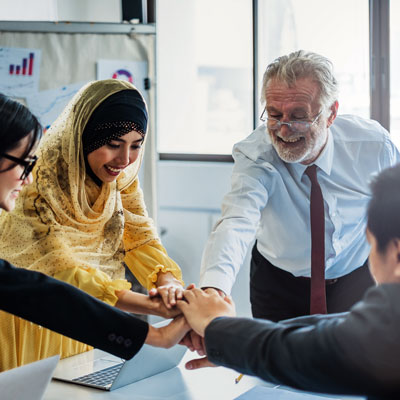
left=305, top=165, right=327, bottom=314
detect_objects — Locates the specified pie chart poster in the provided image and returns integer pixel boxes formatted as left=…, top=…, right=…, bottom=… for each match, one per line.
left=96, top=59, right=148, bottom=103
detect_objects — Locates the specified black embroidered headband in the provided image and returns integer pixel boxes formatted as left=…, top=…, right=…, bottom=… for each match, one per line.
left=82, top=89, right=148, bottom=154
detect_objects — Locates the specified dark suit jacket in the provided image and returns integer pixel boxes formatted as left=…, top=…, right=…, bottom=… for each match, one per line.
left=205, top=284, right=400, bottom=400
left=0, top=259, right=148, bottom=359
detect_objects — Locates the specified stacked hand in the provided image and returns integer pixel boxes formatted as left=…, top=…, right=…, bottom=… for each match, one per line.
left=144, top=315, right=190, bottom=348
left=118, top=271, right=187, bottom=319
left=128, top=275, right=236, bottom=367
left=148, top=271, right=188, bottom=309
left=177, top=288, right=235, bottom=336
left=176, top=287, right=236, bottom=370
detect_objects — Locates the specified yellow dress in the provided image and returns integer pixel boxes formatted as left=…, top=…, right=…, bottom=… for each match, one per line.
left=0, top=80, right=182, bottom=371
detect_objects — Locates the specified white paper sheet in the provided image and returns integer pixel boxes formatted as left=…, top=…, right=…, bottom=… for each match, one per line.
left=26, top=81, right=86, bottom=130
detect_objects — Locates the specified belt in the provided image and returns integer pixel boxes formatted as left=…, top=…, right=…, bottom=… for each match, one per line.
left=297, top=276, right=339, bottom=285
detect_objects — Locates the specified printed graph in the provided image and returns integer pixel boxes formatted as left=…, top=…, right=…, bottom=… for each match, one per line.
left=9, top=52, right=35, bottom=76
left=97, top=59, right=148, bottom=103
left=0, top=47, right=41, bottom=97
left=112, top=69, right=133, bottom=83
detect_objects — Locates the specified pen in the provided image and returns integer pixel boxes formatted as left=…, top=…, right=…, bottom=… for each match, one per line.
left=235, top=373, right=243, bottom=384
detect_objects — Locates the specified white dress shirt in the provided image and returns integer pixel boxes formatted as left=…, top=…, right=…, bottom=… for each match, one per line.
left=199, top=115, right=400, bottom=295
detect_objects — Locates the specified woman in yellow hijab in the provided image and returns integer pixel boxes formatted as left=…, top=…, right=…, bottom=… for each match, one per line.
left=0, top=79, right=184, bottom=370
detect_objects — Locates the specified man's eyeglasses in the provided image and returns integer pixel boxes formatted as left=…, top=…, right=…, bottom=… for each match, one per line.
left=1, top=154, right=38, bottom=180
left=260, top=110, right=323, bottom=134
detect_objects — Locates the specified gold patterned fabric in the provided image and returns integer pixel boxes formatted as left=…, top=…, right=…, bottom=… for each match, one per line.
left=0, top=80, right=182, bottom=370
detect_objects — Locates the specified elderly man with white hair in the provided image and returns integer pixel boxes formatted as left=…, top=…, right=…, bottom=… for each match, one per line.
left=199, top=50, right=400, bottom=322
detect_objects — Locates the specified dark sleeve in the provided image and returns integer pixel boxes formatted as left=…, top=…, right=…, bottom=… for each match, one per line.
left=0, top=259, right=149, bottom=359
left=205, top=284, right=400, bottom=398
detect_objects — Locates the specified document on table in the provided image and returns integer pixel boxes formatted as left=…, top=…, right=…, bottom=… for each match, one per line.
left=235, top=385, right=342, bottom=400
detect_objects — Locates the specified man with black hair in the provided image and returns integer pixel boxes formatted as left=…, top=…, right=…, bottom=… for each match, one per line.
left=178, top=163, right=400, bottom=399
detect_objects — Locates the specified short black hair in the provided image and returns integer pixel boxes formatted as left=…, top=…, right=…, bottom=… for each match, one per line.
left=0, top=93, right=42, bottom=162
left=367, top=163, right=400, bottom=252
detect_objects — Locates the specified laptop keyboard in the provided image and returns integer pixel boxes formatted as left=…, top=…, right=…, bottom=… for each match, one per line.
left=72, top=363, right=123, bottom=387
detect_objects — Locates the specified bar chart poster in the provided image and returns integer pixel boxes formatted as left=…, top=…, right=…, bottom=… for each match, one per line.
left=96, top=59, right=148, bottom=103
left=0, top=47, right=41, bottom=97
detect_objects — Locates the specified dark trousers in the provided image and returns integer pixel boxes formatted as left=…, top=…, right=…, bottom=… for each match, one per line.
left=250, top=243, right=375, bottom=322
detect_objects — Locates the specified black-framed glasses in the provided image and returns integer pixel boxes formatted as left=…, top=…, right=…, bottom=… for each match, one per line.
left=260, top=109, right=323, bottom=134
left=1, top=154, right=38, bottom=180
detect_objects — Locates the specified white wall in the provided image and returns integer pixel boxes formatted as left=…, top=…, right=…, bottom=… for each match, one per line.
left=0, top=0, right=57, bottom=20
left=56, top=0, right=121, bottom=22
left=0, top=0, right=121, bottom=22
left=157, top=161, right=252, bottom=318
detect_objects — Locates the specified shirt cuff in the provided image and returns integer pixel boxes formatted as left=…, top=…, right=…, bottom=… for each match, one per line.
left=199, top=269, right=235, bottom=295
left=147, top=265, right=184, bottom=289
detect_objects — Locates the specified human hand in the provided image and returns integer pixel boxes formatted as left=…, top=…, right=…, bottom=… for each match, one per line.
left=185, top=356, right=217, bottom=370
left=149, top=281, right=195, bottom=310
left=176, top=288, right=236, bottom=337
left=179, top=330, right=206, bottom=356
left=148, top=272, right=186, bottom=309
left=115, top=290, right=182, bottom=318
left=149, top=295, right=182, bottom=318
left=144, top=315, right=190, bottom=348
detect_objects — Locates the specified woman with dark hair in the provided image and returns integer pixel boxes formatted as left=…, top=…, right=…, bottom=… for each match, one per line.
left=178, top=166, right=400, bottom=399
left=0, top=94, right=42, bottom=211
left=0, top=92, right=189, bottom=370
left=0, top=81, right=185, bottom=370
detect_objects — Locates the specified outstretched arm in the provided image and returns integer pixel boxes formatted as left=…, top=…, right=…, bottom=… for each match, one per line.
left=203, top=285, right=400, bottom=397
left=0, top=260, right=190, bottom=358
left=115, top=288, right=181, bottom=318
left=0, top=260, right=148, bottom=359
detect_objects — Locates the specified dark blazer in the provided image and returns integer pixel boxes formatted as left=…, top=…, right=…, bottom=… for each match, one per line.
left=0, top=259, right=148, bottom=359
left=205, top=284, right=400, bottom=400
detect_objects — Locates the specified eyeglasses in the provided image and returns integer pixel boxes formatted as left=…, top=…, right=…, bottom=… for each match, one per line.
left=1, top=154, right=38, bottom=180
left=260, top=109, right=323, bottom=134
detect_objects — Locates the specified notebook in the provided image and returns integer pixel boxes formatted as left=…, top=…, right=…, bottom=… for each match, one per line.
left=0, top=355, right=59, bottom=400
left=52, top=334, right=187, bottom=390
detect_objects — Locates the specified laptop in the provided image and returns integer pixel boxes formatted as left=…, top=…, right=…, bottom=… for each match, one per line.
left=53, top=324, right=187, bottom=391
left=0, top=355, right=59, bottom=400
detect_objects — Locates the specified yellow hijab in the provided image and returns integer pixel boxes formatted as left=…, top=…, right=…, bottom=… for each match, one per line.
left=0, top=79, right=159, bottom=280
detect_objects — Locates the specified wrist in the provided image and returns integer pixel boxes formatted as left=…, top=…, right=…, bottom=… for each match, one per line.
left=116, top=290, right=157, bottom=315
left=200, top=315, right=221, bottom=337
left=144, top=325, right=161, bottom=347
left=151, top=299, right=165, bottom=317
left=156, top=271, right=181, bottom=287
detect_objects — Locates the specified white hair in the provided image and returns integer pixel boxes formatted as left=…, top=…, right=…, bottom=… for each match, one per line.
left=260, top=50, right=339, bottom=111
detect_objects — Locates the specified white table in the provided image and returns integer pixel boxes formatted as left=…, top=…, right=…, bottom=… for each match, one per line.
left=43, top=351, right=365, bottom=400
